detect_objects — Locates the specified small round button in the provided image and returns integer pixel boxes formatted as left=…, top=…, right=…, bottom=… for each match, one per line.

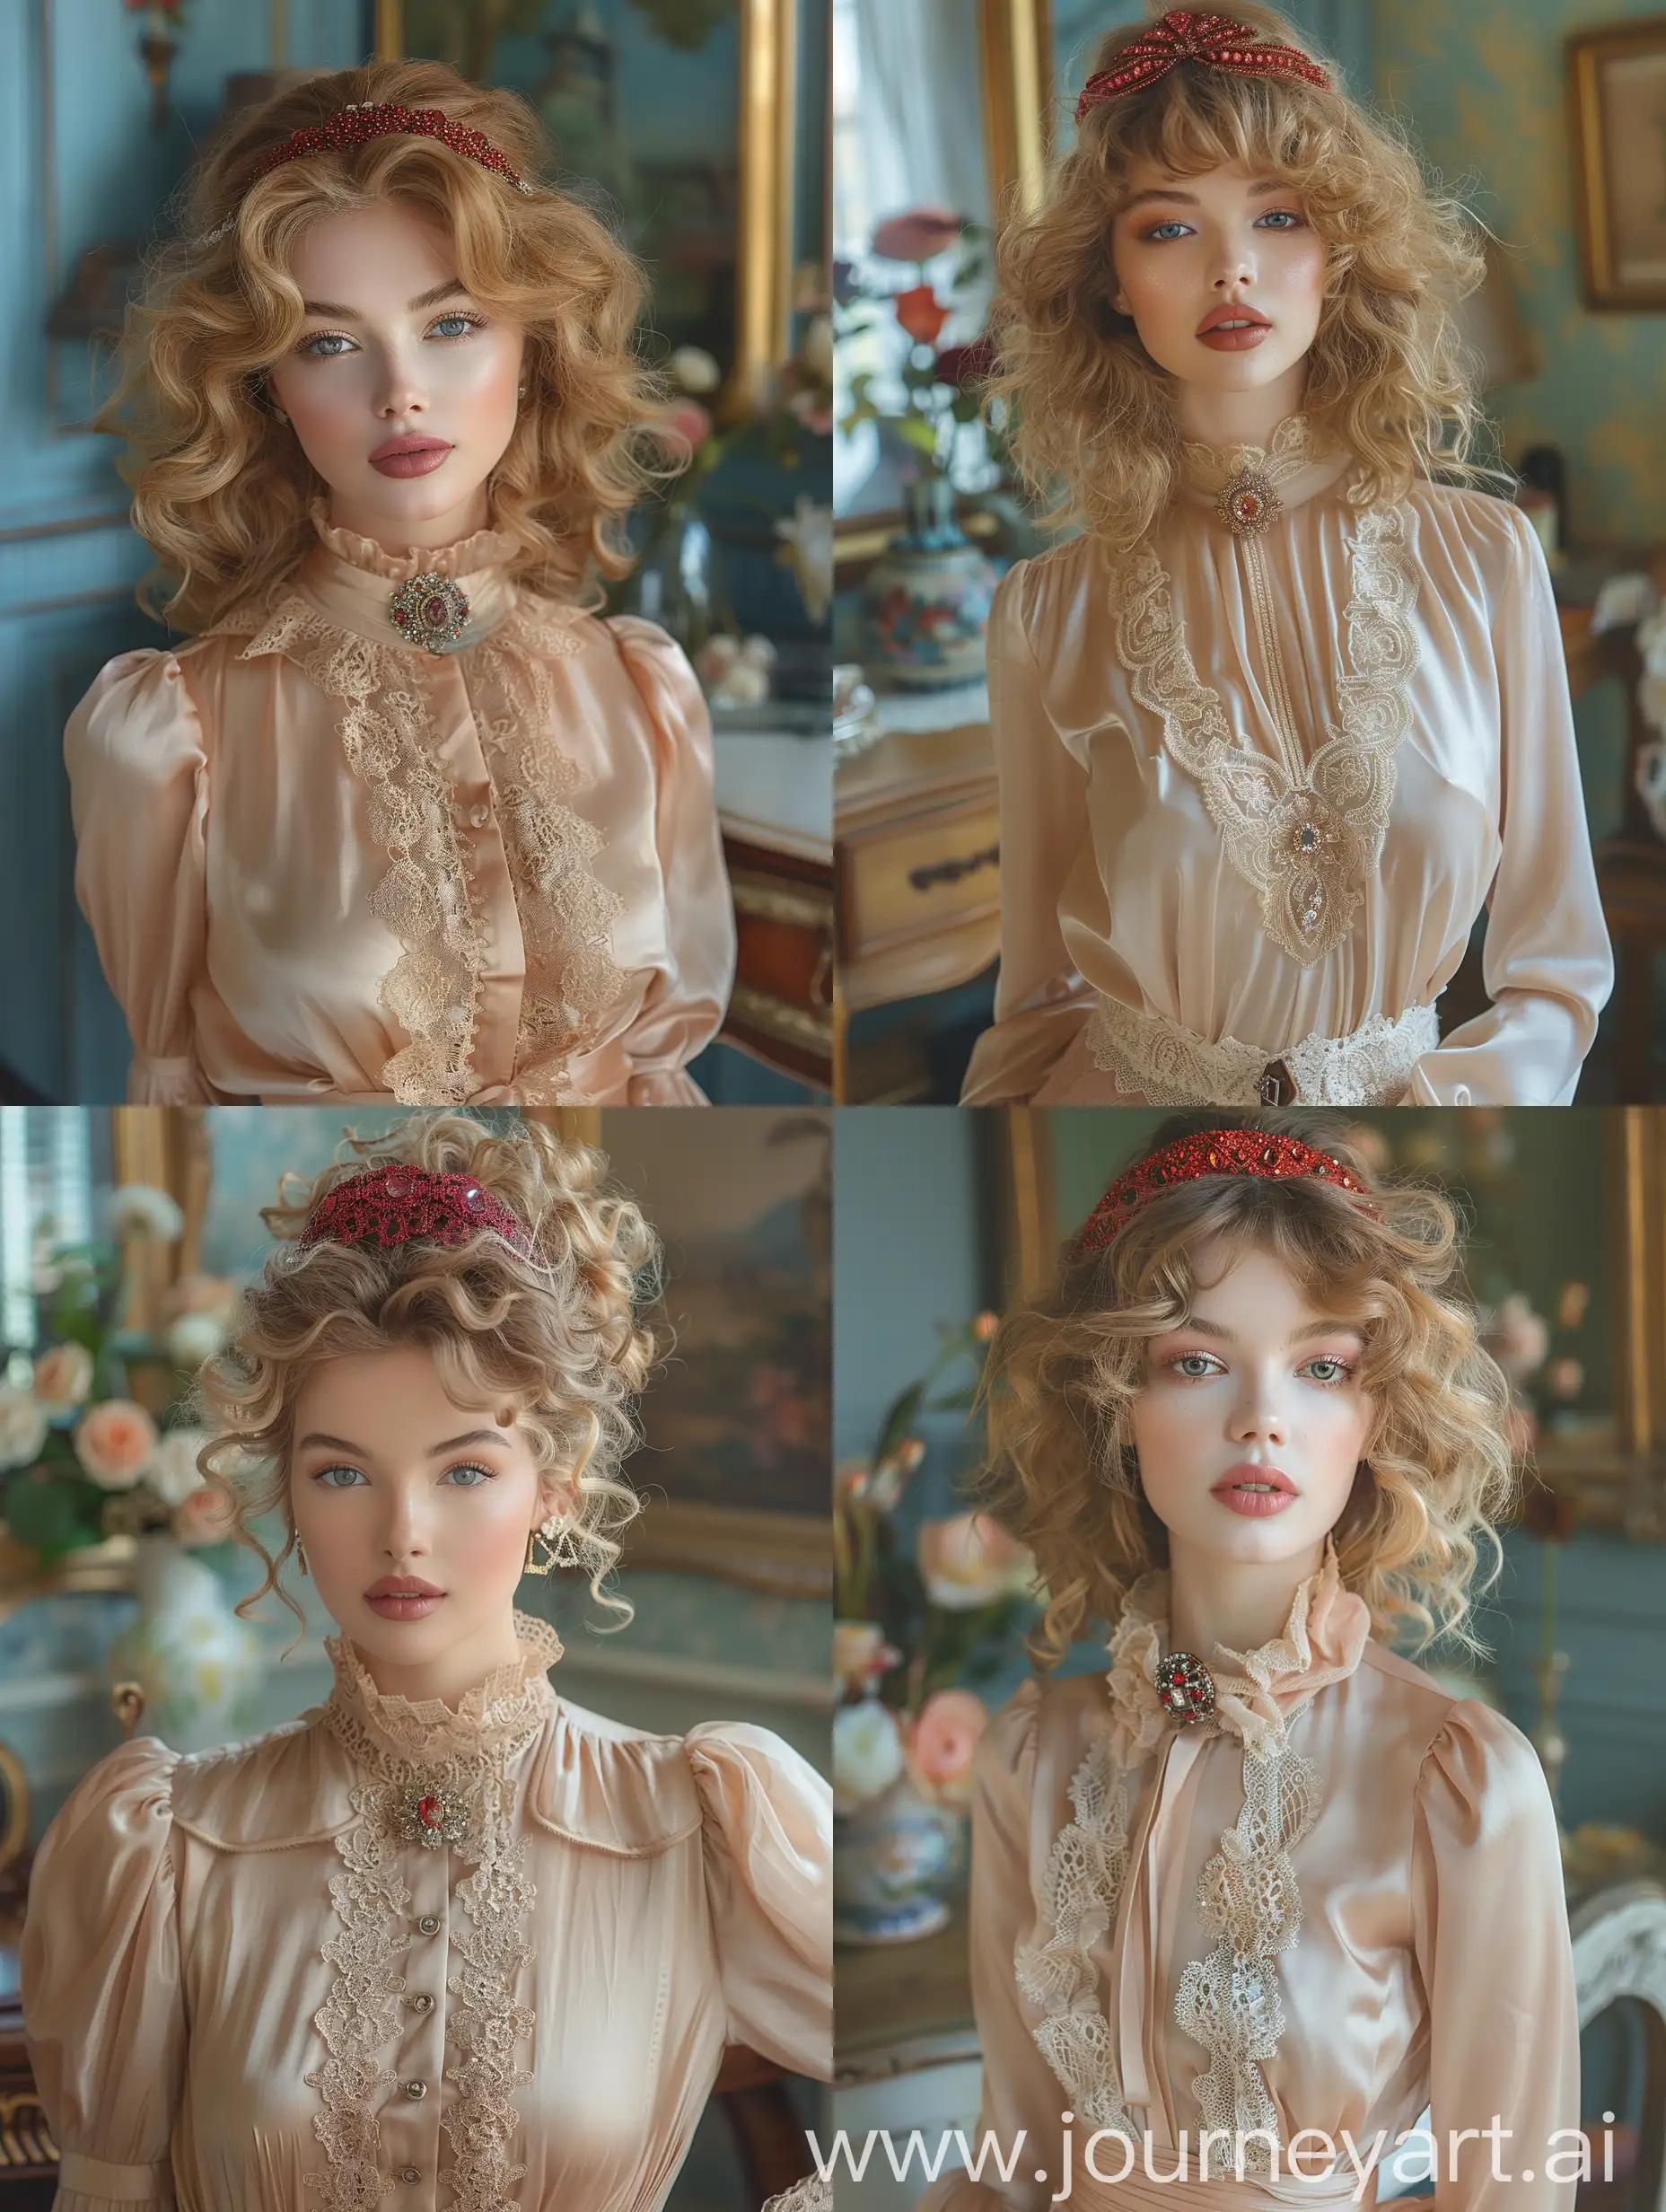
left=417, top=1914, right=440, bottom=1936
left=398, top=2169, right=422, bottom=2186
left=402, top=2078, right=428, bottom=2101
left=410, top=1993, right=434, bottom=2014
left=468, top=803, right=490, bottom=830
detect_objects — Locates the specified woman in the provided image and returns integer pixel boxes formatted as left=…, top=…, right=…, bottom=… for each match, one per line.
left=961, top=6, right=1611, bottom=1108
left=919, top=1112, right=1579, bottom=2208
left=21, top=1115, right=830, bottom=2211
left=66, top=63, right=734, bottom=1107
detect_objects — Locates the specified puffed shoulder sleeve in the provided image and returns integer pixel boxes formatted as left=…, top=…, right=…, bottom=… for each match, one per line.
left=685, top=1721, right=831, bottom=2079
left=608, top=618, right=737, bottom=1104
left=21, top=1737, right=184, bottom=2212
left=917, top=1678, right=1057, bottom=2212
left=1407, top=505, right=1613, bottom=1105
left=64, top=648, right=213, bottom=1104
left=1411, top=1698, right=1581, bottom=2209
left=961, top=565, right=1095, bottom=1107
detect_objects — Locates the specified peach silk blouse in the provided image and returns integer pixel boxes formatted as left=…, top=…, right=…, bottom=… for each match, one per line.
left=65, top=501, right=737, bottom=1107
left=21, top=1612, right=833, bottom=2212
left=916, top=1539, right=1580, bottom=2212
left=960, top=417, right=1614, bottom=1108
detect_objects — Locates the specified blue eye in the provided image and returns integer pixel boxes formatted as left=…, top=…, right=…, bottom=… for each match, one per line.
left=443, top=1462, right=495, bottom=1488
left=314, top=1463, right=367, bottom=1489
left=1143, top=220, right=1191, bottom=242
left=431, top=313, right=481, bottom=338
left=1169, top=1352, right=1223, bottom=1380
left=1256, top=208, right=1302, bottom=229
left=1302, top=1356, right=1356, bottom=1386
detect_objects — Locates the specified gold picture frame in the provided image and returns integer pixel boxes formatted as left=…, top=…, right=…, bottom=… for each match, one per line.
left=377, top=0, right=802, bottom=399
left=1567, top=15, right=1666, bottom=312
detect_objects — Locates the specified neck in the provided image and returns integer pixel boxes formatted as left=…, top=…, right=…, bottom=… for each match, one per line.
left=323, top=482, right=493, bottom=557
left=1165, top=1534, right=1327, bottom=1662
left=1172, top=357, right=1309, bottom=451
left=349, top=1608, right=528, bottom=1708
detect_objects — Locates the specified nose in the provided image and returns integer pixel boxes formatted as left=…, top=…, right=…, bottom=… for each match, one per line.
left=1211, top=233, right=1257, bottom=294
left=381, top=1480, right=433, bottom=1564
left=375, top=346, right=429, bottom=420
left=1231, top=1364, right=1288, bottom=1451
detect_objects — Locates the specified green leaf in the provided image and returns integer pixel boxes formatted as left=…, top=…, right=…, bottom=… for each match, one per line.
left=4, top=1470, right=102, bottom=1556
left=874, top=1380, right=925, bottom=1465
left=896, top=417, right=940, bottom=458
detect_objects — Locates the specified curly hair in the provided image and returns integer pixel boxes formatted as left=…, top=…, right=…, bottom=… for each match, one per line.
left=972, top=1109, right=1518, bottom=1671
left=95, top=60, right=673, bottom=633
left=195, top=1112, right=660, bottom=1637
left=990, top=3, right=1488, bottom=549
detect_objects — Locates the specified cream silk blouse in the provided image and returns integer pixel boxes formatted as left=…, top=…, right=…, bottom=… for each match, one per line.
left=960, top=417, right=1613, bottom=1108
left=916, top=1540, right=1580, bottom=2212
left=65, top=502, right=737, bottom=1107
left=21, top=1613, right=833, bottom=2212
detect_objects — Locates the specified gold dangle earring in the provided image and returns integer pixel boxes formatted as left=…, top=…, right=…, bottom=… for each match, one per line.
left=522, top=1414, right=598, bottom=1576
left=295, top=1536, right=309, bottom=1578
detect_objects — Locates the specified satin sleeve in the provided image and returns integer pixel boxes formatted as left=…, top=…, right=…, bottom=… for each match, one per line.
left=1410, top=1699, right=1581, bottom=2209
left=917, top=1679, right=1060, bottom=2212
left=607, top=619, right=736, bottom=1103
left=685, top=1721, right=833, bottom=2079
left=20, top=1737, right=184, bottom=2212
left=63, top=648, right=215, bottom=1105
left=1407, top=509, right=1613, bottom=1105
left=960, top=566, right=1097, bottom=1107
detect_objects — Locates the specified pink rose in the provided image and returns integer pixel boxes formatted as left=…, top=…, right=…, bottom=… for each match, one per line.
left=174, top=1481, right=240, bottom=1549
left=908, top=1690, right=987, bottom=1805
left=917, top=1512, right=1033, bottom=1610
left=74, top=1400, right=159, bottom=1490
left=31, top=1342, right=93, bottom=1411
left=871, top=207, right=964, bottom=264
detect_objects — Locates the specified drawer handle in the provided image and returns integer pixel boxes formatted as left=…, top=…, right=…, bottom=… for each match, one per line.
left=908, top=843, right=999, bottom=892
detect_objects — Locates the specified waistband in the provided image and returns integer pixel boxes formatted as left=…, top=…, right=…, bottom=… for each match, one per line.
left=1083, top=996, right=1439, bottom=1108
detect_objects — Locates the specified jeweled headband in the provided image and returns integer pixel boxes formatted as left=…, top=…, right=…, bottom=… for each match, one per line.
left=192, top=99, right=537, bottom=249
left=297, top=1163, right=531, bottom=1257
left=1075, top=9, right=1330, bottom=123
left=1074, top=1129, right=1372, bottom=1254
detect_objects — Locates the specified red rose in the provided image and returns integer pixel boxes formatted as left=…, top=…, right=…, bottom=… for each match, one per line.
left=934, top=336, right=999, bottom=389
left=895, top=285, right=951, bottom=346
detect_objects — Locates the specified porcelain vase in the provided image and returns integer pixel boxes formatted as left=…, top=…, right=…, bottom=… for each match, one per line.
left=857, top=477, right=997, bottom=692
left=109, top=1535, right=265, bottom=1752
left=834, top=1770, right=969, bottom=1945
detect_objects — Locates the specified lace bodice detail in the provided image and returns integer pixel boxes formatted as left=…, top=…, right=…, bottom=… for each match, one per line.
left=322, top=1610, right=564, bottom=1771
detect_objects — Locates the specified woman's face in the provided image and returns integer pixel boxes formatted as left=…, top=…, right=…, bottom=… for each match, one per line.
left=1127, top=1237, right=1375, bottom=1571
left=266, top=201, right=525, bottom=552
left=1109, top=159, right=1328, bottom=411
left=289, top=1343, right=566, bottom=1687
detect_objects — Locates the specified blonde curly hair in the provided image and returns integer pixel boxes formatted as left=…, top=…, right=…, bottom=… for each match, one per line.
left=973, top=1109, right=1518, bottom=1670
left=196, top=1112, right=659, bottom=1635
left=991, top=3, right=1488, bottom=549
left=96, top=60, right=672, bottom=634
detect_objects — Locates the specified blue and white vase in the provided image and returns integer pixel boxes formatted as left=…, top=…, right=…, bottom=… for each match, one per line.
left=109, top=1535, right=264, bottom=1753
left=857, top=477, right=997, bottom=692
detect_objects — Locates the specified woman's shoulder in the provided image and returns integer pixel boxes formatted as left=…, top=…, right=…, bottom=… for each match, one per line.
left=1357, top=1638, right=1543, bottom=1787
left=1402, top=477, right=1541, bottom=578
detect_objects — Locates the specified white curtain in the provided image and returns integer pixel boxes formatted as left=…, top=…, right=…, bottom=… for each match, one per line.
left=842, top=0, right=989, bottom=246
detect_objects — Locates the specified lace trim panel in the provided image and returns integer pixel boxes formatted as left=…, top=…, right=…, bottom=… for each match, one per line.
left=237, top=599, right=487, bottom=1103
left=1174, top=1742, right=1323, bottom=2178
left=1113, top=505, right=1419, bottom=966
left=762, top=2176, right=835, bottom=2212
left=1013, top=1734, right=1138, bottom=2137
left=1084, top=996, right=1440, bottom=1107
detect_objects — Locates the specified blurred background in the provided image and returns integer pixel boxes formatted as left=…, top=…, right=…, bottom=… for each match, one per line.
left=830, top=0, right=1666, bottom=1105
left=0, top=1102, right=832, bottom=2210
left=832, top=1104, right=1666, bottom=2207
left=0, top=0, right=835, bottom=1110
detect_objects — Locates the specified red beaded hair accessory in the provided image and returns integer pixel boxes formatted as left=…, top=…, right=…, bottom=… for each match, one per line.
left=193, top=100, right=537, bottom=248
left=1075, top=10, right=1330, bottom=122
left=297, top=1163, right=531, bottom=1258
left=1074, top=1128, right=1372, bottom=1254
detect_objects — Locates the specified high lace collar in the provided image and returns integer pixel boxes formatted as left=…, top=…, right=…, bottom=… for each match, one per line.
left=1174, top=409, right=1353, bottom=522
left=292, top=493, right=521, bottom=653
left=1105, top=1532, right=1372, bottom=1761
left=325, top=1607, right=564, bottom=1769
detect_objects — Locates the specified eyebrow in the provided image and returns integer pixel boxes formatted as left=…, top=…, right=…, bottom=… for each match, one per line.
left=1122, top=180, right=1294, bottom=211
left=294, top=1426, right=510, bottom=1459
left=298, top=279, right=472, bottom=319
left=1171, top=1317, right=1364, bottom=1346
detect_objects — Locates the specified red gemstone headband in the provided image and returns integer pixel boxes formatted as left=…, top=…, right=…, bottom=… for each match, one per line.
left=193, top=100, right=536, bottom=248
left=1074, top=1129, right=1372, bottom=1254
left=1075, top=9, right=1330, bottom=122
left=297, top=1163, right=531, bottom=1257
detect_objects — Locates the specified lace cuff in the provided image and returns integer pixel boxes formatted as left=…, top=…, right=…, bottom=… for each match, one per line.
left=762, top=2175, right=834, bottom=2211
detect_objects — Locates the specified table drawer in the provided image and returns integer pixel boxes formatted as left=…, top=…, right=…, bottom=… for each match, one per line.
left=841, top=802, right=1001, bottom=961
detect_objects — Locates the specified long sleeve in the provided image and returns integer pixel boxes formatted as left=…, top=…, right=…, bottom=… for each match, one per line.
left=917, top=1680, right=1063, bottom=2212
left=686, top=1721, right=832, bottom=2080
left=960, top=566, right=1097, bottom=1107
left=607, top=619, right=736, bottom=1103
left=1410, top=1700, right=1580, bottom=2209
left=64, top=647, right=214, bottom=1104
left=1407, top=508, right=1613, bottom=1105
left=21, top=1737, right=184, bottom=2212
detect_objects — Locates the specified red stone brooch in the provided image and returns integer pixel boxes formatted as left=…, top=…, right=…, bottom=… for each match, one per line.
left=1215, top=470, right=1284, bottom=539
left=1155, top=1650, right=1217, bottom=1725
left=393, top=1780, right=471, bottom=1852
left=389, top=572, right=470, bottom=654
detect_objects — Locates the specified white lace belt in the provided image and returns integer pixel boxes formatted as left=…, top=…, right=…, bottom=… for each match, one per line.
left=1084, top=996, right=1439, bottom=1107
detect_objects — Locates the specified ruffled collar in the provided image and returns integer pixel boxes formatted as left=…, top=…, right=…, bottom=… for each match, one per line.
left=1174, top=409, right=1353, bottom=522
left=325, top=1607, right=564, bottom=1769
left=1105, top=1532, right=1372, bottom=1761
left=291, top=493, right=521, bottom=654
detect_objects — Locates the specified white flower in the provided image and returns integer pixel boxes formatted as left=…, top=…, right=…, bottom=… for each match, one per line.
left=832, top=1698, right=906, bottom=1814
left=0, top=1388, right=48, bottom=1471
left=668, top=345, right=721, bottom=394
left=148, top=1426, right=211, bottom=1507
left=110, top=1184, right=185, bottom=1241
left=166, top=1312, right=228, bottom=1368
left=774, top=496, right=833, bottom=625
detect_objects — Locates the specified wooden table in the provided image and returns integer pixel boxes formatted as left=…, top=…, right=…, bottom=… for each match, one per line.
left=835, top=1892, right=978, bottom=2088
left=715, top=731, right=834, bottom=1093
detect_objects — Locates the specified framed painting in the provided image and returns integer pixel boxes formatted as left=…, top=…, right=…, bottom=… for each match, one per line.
left=1568, top=16, right=1666, bottom=311
left=381, top=0, right=804, bottom=393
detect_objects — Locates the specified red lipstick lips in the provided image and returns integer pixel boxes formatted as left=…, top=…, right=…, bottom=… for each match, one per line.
left=370, top=436, right=452, bottom=478
left=364, top=1576, right=446, bottom=1620
left=1197, top=303, right=1272, bottom=352
left=1210, top=1462, right=1298, bottom=1518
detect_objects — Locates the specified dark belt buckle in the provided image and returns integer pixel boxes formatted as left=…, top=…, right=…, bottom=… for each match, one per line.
left=1258, top=1058, right=1297, bottom=1107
